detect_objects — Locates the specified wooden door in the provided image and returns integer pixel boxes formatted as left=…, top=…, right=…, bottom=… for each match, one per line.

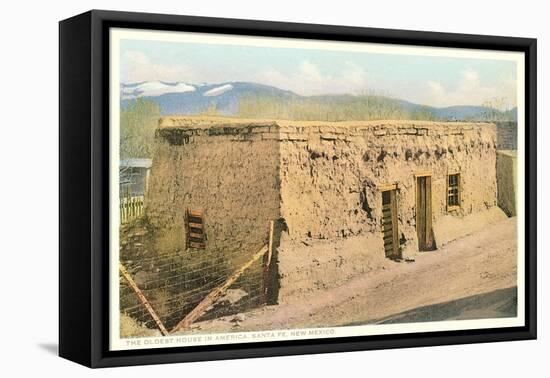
left=382, top=189, right=400, bottom=259
left=416, top=176, right=434, bottom=251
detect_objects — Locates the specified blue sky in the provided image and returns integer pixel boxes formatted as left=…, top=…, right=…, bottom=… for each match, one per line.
left=120, top=39, right=517, bottom=109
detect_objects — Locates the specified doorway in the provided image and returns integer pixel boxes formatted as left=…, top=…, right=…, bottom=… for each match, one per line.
left=416, top=175, right=435, bottom=251
left=382, top=189, right=400, bottom=259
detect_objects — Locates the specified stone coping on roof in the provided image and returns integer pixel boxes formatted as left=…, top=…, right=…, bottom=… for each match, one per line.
left=158, top=116, right=494, bottom=130
left=156, top=116, right=495, bottom=144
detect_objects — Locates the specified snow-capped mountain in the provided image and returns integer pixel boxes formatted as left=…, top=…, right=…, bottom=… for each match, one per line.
left=203, top=84, right=234, bottom=97
left=121, top=81, right=196, bottom=100
left=120, top=81, right=517, bottom=121
left=120, top=81, right=297, bottom=116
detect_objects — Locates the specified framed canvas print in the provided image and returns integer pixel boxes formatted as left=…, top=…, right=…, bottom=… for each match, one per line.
left=59, top=10, right=537, bottom=368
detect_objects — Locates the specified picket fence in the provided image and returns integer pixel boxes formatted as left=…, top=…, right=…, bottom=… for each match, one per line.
left=120, top=195, right=144, bottom=224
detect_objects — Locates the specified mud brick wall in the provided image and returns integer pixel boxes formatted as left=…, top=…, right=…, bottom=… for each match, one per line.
left=496, top=150, right=517, bottom=217
left=496, top=121, right=517, bottom=150
left=276, top=121, right=497, bottom=257
left=149, top=117, right=497, bottom=261
left=147, top=119, right=281, bottom=269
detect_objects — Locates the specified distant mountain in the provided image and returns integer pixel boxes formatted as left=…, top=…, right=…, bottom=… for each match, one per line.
left=120, top=81, right=516, bottom=122
left=432, top=105, right=517, bottom=122
left=121, top=81, right=297, bottom=116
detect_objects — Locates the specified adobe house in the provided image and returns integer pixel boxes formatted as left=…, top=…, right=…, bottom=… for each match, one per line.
left=146, top=116, right=504, bottom=301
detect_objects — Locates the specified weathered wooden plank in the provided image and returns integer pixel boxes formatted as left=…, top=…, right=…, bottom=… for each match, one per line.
left=119, top=263, right=168, bottom=336
left=171, top=244, right=268, bottom=333
left=188, top=241, right=205, bottom=249
left=187, top=209, right=204, bottom=218
left=188, top=222, right=204, bottom=229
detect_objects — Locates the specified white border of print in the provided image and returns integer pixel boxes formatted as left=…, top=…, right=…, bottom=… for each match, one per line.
left=109, top=27, right=526, bottom=351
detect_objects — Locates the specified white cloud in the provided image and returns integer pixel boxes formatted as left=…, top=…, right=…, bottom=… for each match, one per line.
left=254, top=61, right=369, bottom=96
left=119, top=53, right=516, bottom=109
left=421, top=69, right=516, bottom=108
left=121, top=51, right=196, bottom=83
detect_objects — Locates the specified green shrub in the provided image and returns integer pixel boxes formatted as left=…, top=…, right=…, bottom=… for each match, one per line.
left=120, top=98, right=161, bottom=159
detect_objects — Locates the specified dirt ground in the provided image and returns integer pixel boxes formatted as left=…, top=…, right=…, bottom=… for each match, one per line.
left=178, top=216, right=517, bottom=334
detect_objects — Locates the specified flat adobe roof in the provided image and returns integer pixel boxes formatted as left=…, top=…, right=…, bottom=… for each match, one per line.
left=158, top=115, right=493, bottom=130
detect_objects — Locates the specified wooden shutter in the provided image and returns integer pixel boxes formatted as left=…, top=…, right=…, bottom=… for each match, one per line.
left=186, top=209, right=206, bottom=249
left=382, top=189, right=400, bottom=259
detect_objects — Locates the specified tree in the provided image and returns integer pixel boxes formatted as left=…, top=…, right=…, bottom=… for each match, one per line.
left=120, top=98, right=161, bottom=159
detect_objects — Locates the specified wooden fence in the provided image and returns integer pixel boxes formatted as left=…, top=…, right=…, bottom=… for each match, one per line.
left=120, top=195, right=145, bottom=224
left=120, top=220, right=277, bottom=335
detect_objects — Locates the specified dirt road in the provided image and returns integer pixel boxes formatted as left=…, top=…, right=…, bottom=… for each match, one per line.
left=180, top=216, right=517, bottom=334
left=374, top=286, right=516, bottom=324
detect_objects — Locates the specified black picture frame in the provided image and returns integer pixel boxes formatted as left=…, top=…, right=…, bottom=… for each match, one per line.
left=59, top=9, right=537, bottom=368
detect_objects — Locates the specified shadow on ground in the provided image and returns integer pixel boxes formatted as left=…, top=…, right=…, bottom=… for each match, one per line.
left=38, top=343, right=58, bottom=356
left=346, top=286, right=517, bottom=326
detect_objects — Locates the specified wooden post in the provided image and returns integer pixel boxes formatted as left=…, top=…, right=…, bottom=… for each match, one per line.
left=119, top=263, right=169, bottom=336
left=267, top=220, right=275, bottom=267
left=262, top=220, right=275, bottom=303
left=144, top=168, right=150, bottom=197
left=120, top=197, right=125, bottom=224
left=171, top=244, right=268, bottom=333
